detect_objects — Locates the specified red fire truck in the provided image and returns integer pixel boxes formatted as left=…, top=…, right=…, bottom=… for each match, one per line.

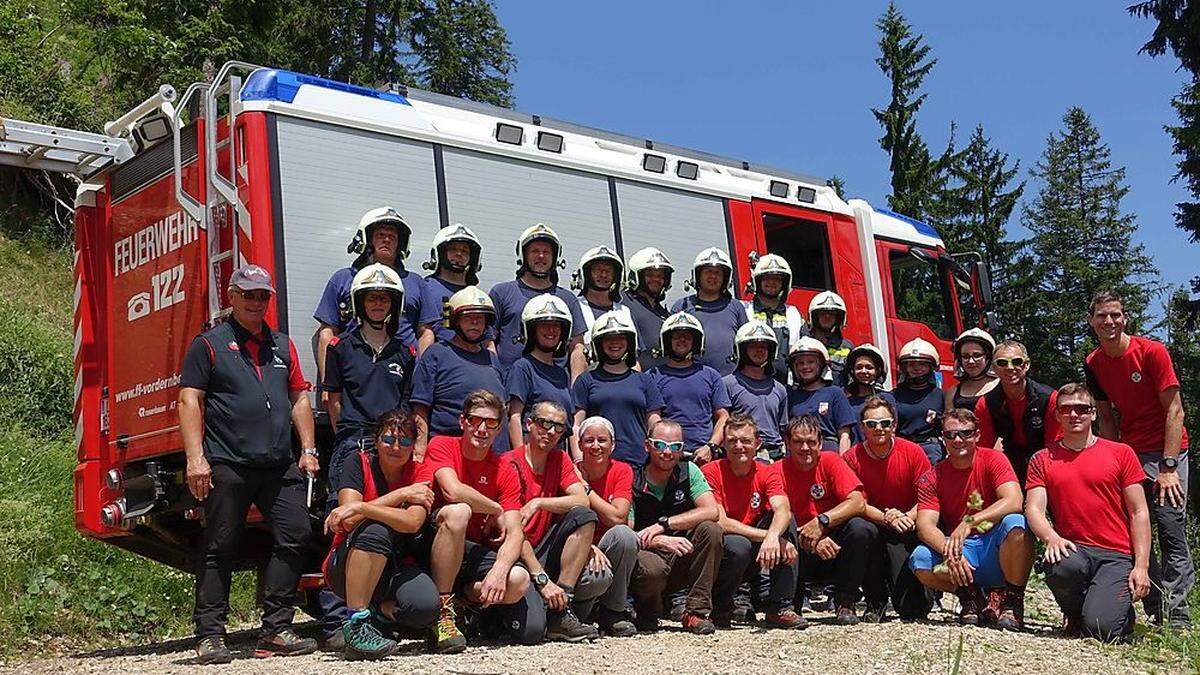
left=1, top=61, right=990, bottom=572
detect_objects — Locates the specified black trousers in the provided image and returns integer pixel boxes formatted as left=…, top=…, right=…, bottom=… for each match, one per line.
left=794, top=516, right=875, bottom=607
left=713, top=513, right=798, bottom=615
left=1045, top=544, right=1137, bottom=643
left=862, top=526, right=931, bottom=620
left=324, top=521, right=440, bottom=631
left=194, top=462, right=310, bottom=638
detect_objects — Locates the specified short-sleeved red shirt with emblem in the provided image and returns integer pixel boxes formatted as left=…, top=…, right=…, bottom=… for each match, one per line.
left=418, top=435, right=522, bottom=545
left=702, top=458, right=785, bottom=526
left=499, top=447, right=581, bottom=546
left=1026, top=438, right=1145, bottom=555
left=773, top=452, right=863, bottom=522
left=916, top=448, right=1018, bottom=534
left=1085, top=336, right=1189, bottom=452
left=844, top=437, right=931, bottom=512
left=586, top=460, right=634, bottom=541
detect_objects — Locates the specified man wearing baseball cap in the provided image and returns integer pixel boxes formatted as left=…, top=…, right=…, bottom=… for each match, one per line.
left=179, top=264, right=320, bottom=664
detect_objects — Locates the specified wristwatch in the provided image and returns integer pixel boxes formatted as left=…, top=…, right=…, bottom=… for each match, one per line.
left=532, top=571, right=550, bottom=589
left=301, top=448, right=318, bottom=457
left=817, top=513, right=831, bottom=529
left=1161, top=456, right=1180, bottom=471
left=657, top=515, right=672, bottom=533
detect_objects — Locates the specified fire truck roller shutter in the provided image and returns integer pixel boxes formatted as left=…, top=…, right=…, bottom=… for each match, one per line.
left=613, top=180, right=728, bottom=307
left=440, top=147, right=616, bottom=291
left=273, top=116, right=442, bottom=387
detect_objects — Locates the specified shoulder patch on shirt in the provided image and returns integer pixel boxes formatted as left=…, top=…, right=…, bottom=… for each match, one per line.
left=227, top=341, right=239, bottom=351
left=818, top=401, right=829, bottom=415
left=328, top=335, right=340, bottom=347
left=388, top=362, right=405, bottom=377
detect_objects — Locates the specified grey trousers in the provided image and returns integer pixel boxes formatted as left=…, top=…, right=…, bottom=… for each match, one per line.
left=1044, top=544, right=1136, bottom=643
left=575, top=525, right=637, bottom=618
left=1140, top=450, right=1195, bottom=626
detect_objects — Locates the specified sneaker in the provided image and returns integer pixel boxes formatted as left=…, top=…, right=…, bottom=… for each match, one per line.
left=196, top=636, right=232, bottom=665
left=597, top=607, right=638, bottom=638
left=546, top=607, right=599, bottom=643
left=765, top=608, right=808, bottom=630
left=318, top=631, right=345, bottom=652
left=862, top=601, right=887, bottom=624
left=255, top=628, right=318, bottom=658
left=340, top=610, right=397, bottom=660
left=428, top=595, right=467, bottom=654
left=833, top=604, right=859, bottom=626
left=681, top=611, right=716, bottom=635
left=996, top=587, right=1024, bottom=631
left=954, top=586, right=984, bottom=626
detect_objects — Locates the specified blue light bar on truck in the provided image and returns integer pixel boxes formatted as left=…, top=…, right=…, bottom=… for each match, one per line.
left=241, top=69, right=411, bottom=105
left=872, top=206, right=941, bottom=240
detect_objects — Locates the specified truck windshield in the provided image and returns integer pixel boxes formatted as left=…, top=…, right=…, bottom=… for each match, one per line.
left=888, top=249, right=958, bottom=340
left=952, top=267, right=982, bottom=330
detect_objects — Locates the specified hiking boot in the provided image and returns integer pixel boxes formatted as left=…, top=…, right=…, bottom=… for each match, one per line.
left=546, top=607, right=598, bottom=642
left=428, top=595, right=467, bottom=654
left=634, top=612, right=661, bottom=633
left=340, top=610, right=397, bottom=660
left=255, top=628, right=318, bottom=658
left=996, top=587, right=1025, bottom=631
left=808, top=586, right=833, bottom=612
left=833, top=604, right=859, bottom=626
left=711, top=612, right=732, bottom=629
left=196, top=636, right=232, bottom=665
left=597, top=607, right=638, bottom=638
left=668, top=594, right=687, bottom=622
left=862, top=601, right=887, bottom=624
left=982, top=588, right=1004, bottom=625
left=682, top=611, right=716, bottom=635
left=766, top=608, right=808, bottom=630
left=955, top=586, right=984, bottom=626
left=318, top=631, right=345, bottom=653
left=732, top=591, right=755, bottom=623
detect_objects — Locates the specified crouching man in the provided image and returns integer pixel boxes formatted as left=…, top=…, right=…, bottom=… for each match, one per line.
left=1025, top=384, right=1151, bottom=642
left=909, top=408, right=1034, bottom=630
left=704, top=414, right=802, bottom=629
left=323, top=409, right=439, bottom=659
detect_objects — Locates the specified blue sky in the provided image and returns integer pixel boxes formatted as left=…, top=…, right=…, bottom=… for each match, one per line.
left=493, top=2, right=1194, bottom=300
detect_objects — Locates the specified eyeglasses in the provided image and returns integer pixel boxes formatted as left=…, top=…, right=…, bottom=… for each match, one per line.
left=379, top=433, right=415, bottom=447
left=530, top=416, right=566, bottom=433
left=993, top=357, right=1027, bottom=368
left=863, top=418, right=894, bottom=430
left=942, top=429, right=978, bottom=441
left=235, top=289, right=272, bottom=302
left=1060, top=404, right=1095, bottom=417
left=648, top=438, right=685, bottom=453
left=464, top=414, right=502, bottom=430
left=960, top=352, right=988, bottom=363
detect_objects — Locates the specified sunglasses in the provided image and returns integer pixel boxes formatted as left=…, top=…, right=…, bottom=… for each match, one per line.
left=236, top=289, right=272, bottom=302
left=465, top=414, right=502, bottom=430
left=994, top=357, right=1027, bottom=368
left=379, top=433, right=415, bottom=447
left=1060, top=404, right=1095, bottom=416
left=863, top=418, right=894, bottom=430
left=648, top=438, right=685, bottom=453
left=530, top=416, right=566, bottom=433
left=942, top=429, right=977, bottom=441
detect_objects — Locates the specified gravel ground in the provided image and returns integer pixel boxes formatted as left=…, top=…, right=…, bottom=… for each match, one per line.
left=1, top=587, right=1183, bottom=675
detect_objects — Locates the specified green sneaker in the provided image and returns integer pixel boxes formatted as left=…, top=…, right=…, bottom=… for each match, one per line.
left=427, top=595, right=467, bottom=654
left=342, top=610, right=397, bottom=660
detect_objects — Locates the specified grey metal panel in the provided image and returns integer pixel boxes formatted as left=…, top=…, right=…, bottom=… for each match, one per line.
left=274, top=116, right=440, bottom=382
left=441, top=147, right=615, bottom=291
left=614, top=180, right=728, bottom=306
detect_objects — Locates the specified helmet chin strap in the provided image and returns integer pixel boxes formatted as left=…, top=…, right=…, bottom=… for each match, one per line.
left=598, top=350, right=626, bottom=365
left=364, top=315, right=389, bottom=331
left=453, top=320, right=486, bottom=345
left=907, top=371, right=932, bottom=387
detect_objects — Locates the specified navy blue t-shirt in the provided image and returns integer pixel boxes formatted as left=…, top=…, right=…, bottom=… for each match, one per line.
left=650, top=363, right=731, bottom=451
left=314, top=264, right=426, bottom=351
left=670, top=294, right=748, bottom=376
left=891, top=384, right=945, bottom=442
left=623, top=291, right=669, bottom=371
left=418, top=275, right=465, bottom=343
left=507, top=355, right=573, bottom=431
left=489, top=279, right=587, bottom=373
left=787, top=385, right=855, bottom=449
left=723, top=371, right=788, bottom=449
left=845, top=388, right=898, bottom=444
left=411, top=341, right=505, bottom=438
left=322, top=330, right=415, bottom=441
left=572, top=368, right=665, bottom=465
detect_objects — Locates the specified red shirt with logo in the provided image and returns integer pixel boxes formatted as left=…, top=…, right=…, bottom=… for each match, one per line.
left=1085, top=336, right=1189, bottom=452
left=773, top=452, right=863, bottom=522
left=586, top=460, right=634, bottom=541
left=499, top=447, right=581, bottom=546
left=916, top=448, right=1018, bottom=534
left=1026, top=438, right=1145, bottom=555
left=844, top=438, right=931, bottom=512
left=702, top=458, right=785, bottom=526
left=419, top=435, right=522, bottom=545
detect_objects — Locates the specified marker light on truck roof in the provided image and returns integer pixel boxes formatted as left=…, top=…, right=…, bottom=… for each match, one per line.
left=536, top=131, right=563, bottom=153
left=769, top=181, right=789, bottom=198
left=676, top=161, right=699, bottom=180
left=495, top=122, right=524, bottom=145
left=643, top=153, right=666, bottom=173
left=797, top=187, right=817, bottom=204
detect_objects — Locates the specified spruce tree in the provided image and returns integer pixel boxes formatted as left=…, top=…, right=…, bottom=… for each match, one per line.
left=1018, top=107, right=1160, bottom=386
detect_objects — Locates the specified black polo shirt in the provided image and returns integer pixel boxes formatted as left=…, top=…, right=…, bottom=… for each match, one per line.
left=322, top=329, right=415, bottom=440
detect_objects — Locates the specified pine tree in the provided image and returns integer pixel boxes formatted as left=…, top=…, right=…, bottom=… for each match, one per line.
left=409, top=0, right=515, bottom=107
left=826, top=176, right=848, bottom=201
left=1018, top=107, right=1160, bottom=386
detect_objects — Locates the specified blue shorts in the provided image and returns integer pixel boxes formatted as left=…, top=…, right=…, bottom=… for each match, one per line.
left=908, top=513, right=1026, bottom=589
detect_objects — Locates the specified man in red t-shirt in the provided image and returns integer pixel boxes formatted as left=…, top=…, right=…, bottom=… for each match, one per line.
left=973, top=339, right=1059, bottom=485
left=500, top=400, right=600, bottom=642
left=420, top=390, right=538, bottom=649
left=774, top=415, right=871, bottom=626
left=703, top=415, right=801, bottom=629
left=909, top=408, right=1033, bottom=630
left=845, top=395, right=932, bottom=622
left=1025, top=383, right=1151, bottom=642
left=1084, top=290, right=1192, bottom=627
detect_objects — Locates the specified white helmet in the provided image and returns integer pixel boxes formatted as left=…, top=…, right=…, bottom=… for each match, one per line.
left=444, top=286, right=496, bottom=338
left=808, top=291, right=847, bottom=330
left=589, top=309, right=639, bottom=367
left=350, top=263, right=405, bottom=333
left=788, top=336, right=830, bottom=365
left=515, top=223, right=566, bottom=280
left=658, top=311, right=706, bottom=359
left=424, top=223, right=482, bottom=285
left=749, top=253, right=792, bottom=299
left=846, top=343, right=888, bottom=386
left=897, top=337, right=940, bottom=367
left=953, top=327, right=996, bottom=357
left=684, top=247, right=733, bottom=293
left=733, top=320, right=778, bottom=371
left=519, top=294, right=573, bottom=358
left=347, top=206, right=411, bottom=263
left=625, top=246, right=674, bottom=300
left=572, top=245, right=624, bottom=302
